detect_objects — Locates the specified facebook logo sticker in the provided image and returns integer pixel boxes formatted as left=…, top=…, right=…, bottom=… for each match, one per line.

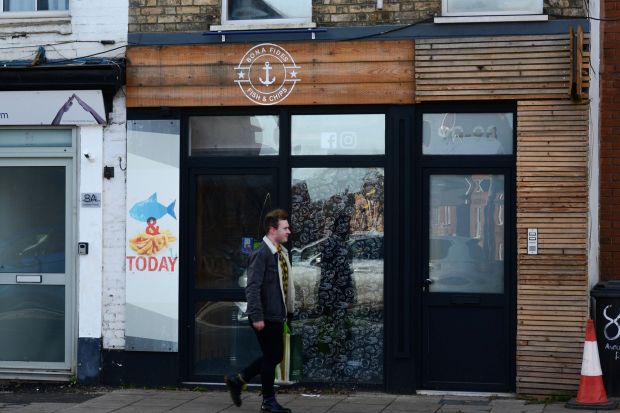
left=320, top=132, right=338, bottom=149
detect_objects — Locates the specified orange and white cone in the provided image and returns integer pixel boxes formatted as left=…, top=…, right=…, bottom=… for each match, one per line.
left=566, top=319, right=617, bottom=410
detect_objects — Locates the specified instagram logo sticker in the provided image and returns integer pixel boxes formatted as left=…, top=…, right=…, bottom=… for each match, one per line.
left=339, top=131, right=357, bottom=149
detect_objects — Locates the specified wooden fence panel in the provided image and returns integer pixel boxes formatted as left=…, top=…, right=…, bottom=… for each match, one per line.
left=415, top=35, right=572, bottom=102
left=516, top=100, right=589, bottom=396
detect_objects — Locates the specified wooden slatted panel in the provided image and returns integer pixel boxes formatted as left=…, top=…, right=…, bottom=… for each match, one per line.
left=516, top=100, right=589, bottom=396
left=580, top=32, right=590, bottom=99
left=415, top=35, right=571, bottom=101
left=126, top=40, right=415, bottom=107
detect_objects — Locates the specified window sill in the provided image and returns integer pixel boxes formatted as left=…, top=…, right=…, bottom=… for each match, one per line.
left=434, top=14, right=548, bottom=24
left=0, top=10, right=71, bottom=34
left=210, top=21, right=316, bottom=31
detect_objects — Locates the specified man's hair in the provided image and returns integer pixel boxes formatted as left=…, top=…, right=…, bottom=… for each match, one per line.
left=264, top=209, right=289, bottom=234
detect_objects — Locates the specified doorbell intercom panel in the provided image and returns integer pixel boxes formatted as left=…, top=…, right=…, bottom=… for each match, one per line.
left=78, top=242, right=89, bottom=255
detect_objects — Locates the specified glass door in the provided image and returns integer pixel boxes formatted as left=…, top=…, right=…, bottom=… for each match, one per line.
left=0, top=159, right=72, bottom=370
left=188, top=169, right=277, bottom=380
left=421, top=171, right=511, bottom=391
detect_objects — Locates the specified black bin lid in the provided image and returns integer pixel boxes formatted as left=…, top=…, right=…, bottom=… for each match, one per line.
left=592, top=280, right=620, bottom=297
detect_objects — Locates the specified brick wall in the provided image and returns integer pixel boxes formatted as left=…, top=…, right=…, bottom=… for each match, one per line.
left=129, top=0, right=586, bottom=33
left=599, top=0, right=620, bottom=281
left=129, top=0, right=220, bottom=32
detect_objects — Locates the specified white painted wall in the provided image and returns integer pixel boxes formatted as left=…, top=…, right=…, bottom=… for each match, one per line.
left=588, top=0, right=601, bottom=292
left=0, top=0, right=127, bottom=62
left=102, top=90, right=127, bottom=349
left=78, top=126, right=104, bottom=339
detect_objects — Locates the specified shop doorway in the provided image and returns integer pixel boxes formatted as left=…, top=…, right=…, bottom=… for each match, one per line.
left=0, top=158, right=74, bottom=371
left=420, top=170, right=513, bottom=391
left=416, top=107, right=515, bottom=392
left=187, top=169, right=278, bottom=380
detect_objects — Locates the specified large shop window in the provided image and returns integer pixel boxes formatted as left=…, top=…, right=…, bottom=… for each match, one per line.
left=290, top=113, right=385, bottom=384
left=187, top=111, right=386, bottom=383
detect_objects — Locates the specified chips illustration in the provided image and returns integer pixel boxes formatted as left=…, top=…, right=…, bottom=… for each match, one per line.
left=129, top=230, right=177, bottom=256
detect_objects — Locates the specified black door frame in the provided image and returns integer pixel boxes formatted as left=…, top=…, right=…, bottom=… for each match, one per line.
left=412, top=102, right=517, bottom=392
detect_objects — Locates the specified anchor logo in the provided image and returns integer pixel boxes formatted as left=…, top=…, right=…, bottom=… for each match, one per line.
left=234, top=43, right=301, bottom=106
left=260, top=62, right=276, bottom=86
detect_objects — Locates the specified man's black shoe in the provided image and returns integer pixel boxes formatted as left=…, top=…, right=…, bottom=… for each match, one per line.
left=224, top=374, right=243, bottom=407
left=261, top=398, right=292, bottom=413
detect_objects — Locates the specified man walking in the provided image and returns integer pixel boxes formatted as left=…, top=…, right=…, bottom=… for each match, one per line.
left=225, top=209, right=295, bottom=413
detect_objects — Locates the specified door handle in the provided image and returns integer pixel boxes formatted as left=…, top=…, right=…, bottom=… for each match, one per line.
left=422, top=278, right=433, bottom=292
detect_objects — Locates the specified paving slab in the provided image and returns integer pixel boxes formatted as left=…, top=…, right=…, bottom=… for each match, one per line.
left=3, top=388, right=620, bottom=413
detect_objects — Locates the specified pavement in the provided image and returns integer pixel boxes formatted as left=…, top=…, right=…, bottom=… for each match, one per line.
left=1, top=388, right=619, bottom=413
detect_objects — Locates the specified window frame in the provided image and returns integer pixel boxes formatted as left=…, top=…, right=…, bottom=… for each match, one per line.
left=1, top=0, right=69, bottom=13
left=441, top=0, right=543, bottom=17
left=217, top=0, right=314, bottom=30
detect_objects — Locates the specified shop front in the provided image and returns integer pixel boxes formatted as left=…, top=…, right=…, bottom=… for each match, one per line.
left=124, top=22, right=590, bottom=395
left=0, top=88, right=112, bottom=382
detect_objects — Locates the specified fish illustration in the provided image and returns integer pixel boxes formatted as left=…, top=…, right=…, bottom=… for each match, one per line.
left=130, top=193, right=176, bottom=222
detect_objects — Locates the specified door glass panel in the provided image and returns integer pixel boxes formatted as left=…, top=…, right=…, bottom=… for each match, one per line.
left=429, top=174, right=504, bottom=293
left=0, top=285, right=64, bottom=362
left=194, top=174, right=273, bottom=289
left=423, top=113, right=513, bottom=155
left=194, top=301, right=261, bottom=376
left=189, top=116, right=279, bottom=156
left=291, top=114, right=385, bottom=155
left=0, top=166, right=65, bottom=273
left=291, top=167, right=384, bottom=384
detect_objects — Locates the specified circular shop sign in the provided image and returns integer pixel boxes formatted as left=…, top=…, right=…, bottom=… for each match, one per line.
left=234, top=43, right=301, bottom=106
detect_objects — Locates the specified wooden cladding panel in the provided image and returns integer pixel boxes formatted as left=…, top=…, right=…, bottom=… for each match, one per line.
left=516, top=100, right=589, bottom=396
left=126, top=40, right=415, bottom=107
left=415, top=35, right=571, bottom=102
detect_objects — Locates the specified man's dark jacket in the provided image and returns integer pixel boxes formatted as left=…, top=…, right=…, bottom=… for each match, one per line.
left=245, top=241, right=288, bottom=323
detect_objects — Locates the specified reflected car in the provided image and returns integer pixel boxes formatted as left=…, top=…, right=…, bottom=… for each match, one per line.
left=429, top=235, right=502, bottom=293
left=291, top=233, right=384, bottom=310
left=0, top=226, right=65, bottom=273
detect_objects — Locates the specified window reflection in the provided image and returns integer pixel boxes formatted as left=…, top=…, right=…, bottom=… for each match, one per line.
left=423, top=113, right=513, bottom=155
left=291, top=168, right=384, bottom=384
left=3, top=0, right=68, bottom=11
left=0, top=167, right=65, bottom=274
left=226, top=0, right=311, bottom=21
left=0, top=285, right=64, bottom=362
left=194, top=175, right=273, bottom=289
left=190, top=116, right=279, bottom=156
left=194, top=301, right=262, bottom=376
left=444, top=0, right=542, bottom=15
left=429, top=175, right=504, bottom=293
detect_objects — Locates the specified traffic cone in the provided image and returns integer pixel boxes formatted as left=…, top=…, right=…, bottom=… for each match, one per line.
left=566, top=319, right=617, bottom=410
